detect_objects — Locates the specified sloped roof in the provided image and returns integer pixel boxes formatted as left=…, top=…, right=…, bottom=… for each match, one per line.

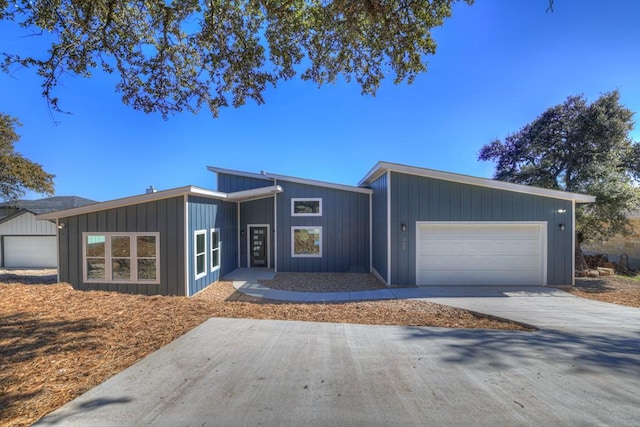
left=0, top=196, right=98, bottom=214
left=359, top=161, right=596, bottom=203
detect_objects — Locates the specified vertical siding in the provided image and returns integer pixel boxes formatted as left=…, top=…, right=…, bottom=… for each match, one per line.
left=217, top=173, right=273, bottom=192
left=0, top=212, right=57, bottom=265
left=370, top=174, right=388, bottom=282
left=239, top=198, right=274, bottom=268
left=0, top=211, right=57, bottom=235
left=187, top=196, right=238, bottom=295
left=58, top=196, right=186, bottom=296
left=275, top=180, right=370, bottom=273
left=389, top=172, right=573, bottom=287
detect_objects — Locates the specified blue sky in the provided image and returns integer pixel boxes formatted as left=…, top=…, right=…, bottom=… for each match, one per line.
left=1, top=0, right=639, bottom=202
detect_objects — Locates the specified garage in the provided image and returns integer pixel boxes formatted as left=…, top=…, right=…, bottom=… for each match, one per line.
left=3, top=236, right=57, bottom=268
left=416, top=222, right=547, bottom=286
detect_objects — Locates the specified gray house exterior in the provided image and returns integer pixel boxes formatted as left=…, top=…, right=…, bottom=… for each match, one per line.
left=38, top=162, right=594, bottom=296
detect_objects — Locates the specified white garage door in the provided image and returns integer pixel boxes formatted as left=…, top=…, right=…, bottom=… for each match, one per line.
left=4, top=236, right=57, bottom=268
left=417, top=222, right=546, bottom=286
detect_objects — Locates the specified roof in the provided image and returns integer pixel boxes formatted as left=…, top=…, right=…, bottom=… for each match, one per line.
left=358, top=161, right=596, bottom=203
left=36, top=185, right=283, bottom=220
left=0, top=196, right=98, bottom=214
left=208, top=166, right=373, bottom=195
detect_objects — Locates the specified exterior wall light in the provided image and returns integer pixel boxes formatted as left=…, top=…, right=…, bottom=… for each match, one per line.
left=401, top=224, right=407, bottom=232
left=559, top=223, right=565, bottom=231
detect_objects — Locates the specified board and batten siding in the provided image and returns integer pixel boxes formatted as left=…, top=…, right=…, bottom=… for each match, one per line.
left=240, top=198, right=274, bottom=268
left=58, top=196, right=186, bottom=296
left=275, top=180, right=370, bottom=273
left=369, top=173, right=388, bottom=283
left=187, top=196, right=238, bottom=296
left=0, top=211, right=57, bottom=266
left=389, top=172, right=573, bottom=287
left=217, top=173, right=273, bottom=193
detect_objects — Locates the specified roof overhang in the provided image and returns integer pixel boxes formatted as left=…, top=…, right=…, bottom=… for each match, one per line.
left=36, top=185, right=284, bottom=220
left=359, top=161, right=596, bottom=203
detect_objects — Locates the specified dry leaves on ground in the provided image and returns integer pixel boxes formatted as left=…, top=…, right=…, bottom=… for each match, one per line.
left=571, top=275, right=640, bottom=308
left=1, top=277, right=528, bottom=427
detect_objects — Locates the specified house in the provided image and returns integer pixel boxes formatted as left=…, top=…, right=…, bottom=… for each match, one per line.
left=0, top=196, right=96, bottom=268
left=37, top=162, right=594, bottom=295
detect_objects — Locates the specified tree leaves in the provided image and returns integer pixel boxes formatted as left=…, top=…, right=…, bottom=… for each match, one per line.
left=1, top=0, right=474, bottom=118
left=479, top=90, right=640, bottom=244
left=0, top=113, right=55, bottom=203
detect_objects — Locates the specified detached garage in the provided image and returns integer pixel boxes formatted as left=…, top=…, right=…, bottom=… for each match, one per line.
left=0, top=197, right=96, bottom=268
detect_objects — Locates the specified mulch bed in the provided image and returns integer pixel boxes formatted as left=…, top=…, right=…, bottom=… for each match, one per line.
left=1, top=277, right=529, bottom=427
left=571, top=275, right=640, bottom=308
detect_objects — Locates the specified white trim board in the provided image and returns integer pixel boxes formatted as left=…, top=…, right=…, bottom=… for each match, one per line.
left=359, top=161, right=595, bottom=203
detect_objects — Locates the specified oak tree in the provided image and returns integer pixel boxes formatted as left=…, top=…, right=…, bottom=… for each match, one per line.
left=0, top=113, right=55, bottom=202
left=1, top=0, right=474, bottom=118
left=478, top=91, right=640, bottom=270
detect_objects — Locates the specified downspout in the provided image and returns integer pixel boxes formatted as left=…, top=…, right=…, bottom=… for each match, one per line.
left=369, top=191, right=372, bottom=274
left=55, top=218, right=61, bottom=283
left=237, top=201, right=241, bottom=268
left=273, top=179, right=278, bottom=272
left=386, top=170, right=392, bottom=285
left=184, top=195, right=190, bottom=297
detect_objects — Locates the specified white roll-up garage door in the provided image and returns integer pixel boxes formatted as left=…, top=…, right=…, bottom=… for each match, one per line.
left=416, top=222, right=546, bottom=286
left=4, top=236, right=57, bottom=268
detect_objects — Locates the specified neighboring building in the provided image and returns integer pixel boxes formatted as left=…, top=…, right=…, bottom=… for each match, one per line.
left=37, top=162, right=594, bottom=295
left=0, top=196, right=96, bottom=268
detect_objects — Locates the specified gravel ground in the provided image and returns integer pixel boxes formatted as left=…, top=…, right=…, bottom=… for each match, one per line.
left=572, top=274, right=640, bottom=307
left=258, top=272, right=387, bottom=292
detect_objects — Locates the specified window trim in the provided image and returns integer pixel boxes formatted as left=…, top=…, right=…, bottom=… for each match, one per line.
left=194, top=229, right=207, bottom=279
left=210, top=228, right=221, bottom=272
left=291, top=198, right=322, bottom=217
left=82, top=232, right=160, bottom=284
left=291, top=226, right=323, bottom=258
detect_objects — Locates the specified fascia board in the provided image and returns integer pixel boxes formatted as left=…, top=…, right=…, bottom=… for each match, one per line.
left=227, top=185, right=284, bottom=201
left=206, top=166, right=273, bottom=181
left=37, top=186, right=228, bottom=220
left=360, top=161, right=595, bottom=203
left=265, top=172, right=373, bottom=195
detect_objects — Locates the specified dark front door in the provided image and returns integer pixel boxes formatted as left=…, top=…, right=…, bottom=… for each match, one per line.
left=250, top=226, right=268, bottom=267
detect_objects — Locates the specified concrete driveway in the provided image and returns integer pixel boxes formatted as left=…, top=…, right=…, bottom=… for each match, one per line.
left=36, top=291, right=640, bottom=426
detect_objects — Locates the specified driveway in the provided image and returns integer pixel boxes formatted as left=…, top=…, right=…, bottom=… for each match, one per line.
left=36, top=291, right=640, bottom=426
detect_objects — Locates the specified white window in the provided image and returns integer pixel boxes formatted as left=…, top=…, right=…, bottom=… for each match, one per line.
left=83, top=232, right=160, bottom=284
left=291, top=198, right=322, bottom=216
left=291, top=226, right=322, bottom=258
left=195, top=230, right=207, bottom=279
left=211, top=228, right=220, bottom=272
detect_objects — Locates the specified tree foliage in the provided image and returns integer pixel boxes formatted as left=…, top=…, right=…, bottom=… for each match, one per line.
left=478, top=90, right=640, bottom=247
left=1, top=0, right=474, bottom=118
left=0, top=113, right=55, bottom=202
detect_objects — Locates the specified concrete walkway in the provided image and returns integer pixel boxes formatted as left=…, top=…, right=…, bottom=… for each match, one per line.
left=35, top=270, right=640, bottom=426
left=227, top=268, right=640, bottom=334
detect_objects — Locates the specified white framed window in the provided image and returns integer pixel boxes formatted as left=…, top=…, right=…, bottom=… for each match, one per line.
left=291, top=226, right=322, bottom=258
left=210, top=228, right=220, bottom=272
left=194, top=230, right=207, bottom=279
left=83, top=232, right=160, bottom=284
left=291, top=198, right=322, bottom=216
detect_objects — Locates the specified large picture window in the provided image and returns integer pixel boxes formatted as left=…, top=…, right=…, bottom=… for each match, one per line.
left=83, top=232, right=160, bottom=284
left=291, top=198, right=322, bottom=216
left=291, top=226, right=322, bottom=258
left=195, top=230, right=207, bottom=279
left=211, top=228, right=220, bottom=272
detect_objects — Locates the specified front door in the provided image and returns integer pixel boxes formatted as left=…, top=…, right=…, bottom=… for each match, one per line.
left=249, top=226, right=268, bottom=267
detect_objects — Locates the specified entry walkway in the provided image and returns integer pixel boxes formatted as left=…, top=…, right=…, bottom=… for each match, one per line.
left=225, top=269, right=640, bottom=334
